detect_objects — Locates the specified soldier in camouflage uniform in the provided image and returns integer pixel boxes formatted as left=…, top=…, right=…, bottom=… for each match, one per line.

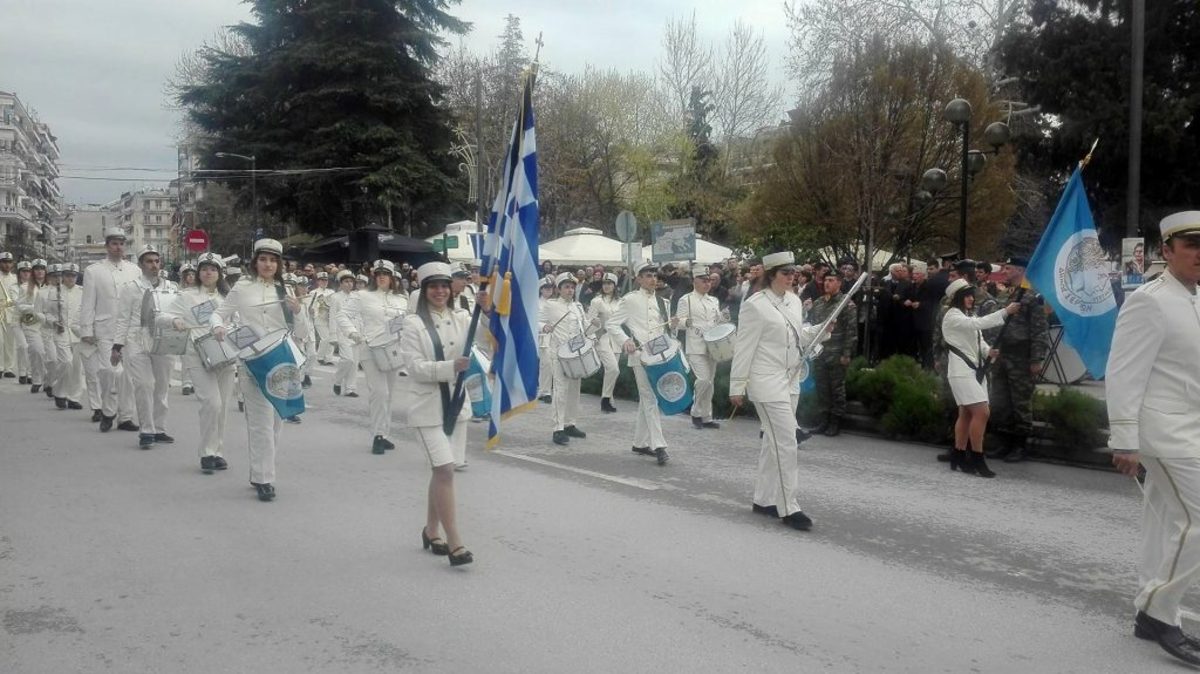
left=809, top=274, right=857, bottom=436
left=933, top=261, right=998, bottom=461
left=988, top=256, right=1050, bottom=463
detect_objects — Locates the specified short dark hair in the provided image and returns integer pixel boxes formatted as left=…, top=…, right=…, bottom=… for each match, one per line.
left=950, top=285, right=975, bottom=310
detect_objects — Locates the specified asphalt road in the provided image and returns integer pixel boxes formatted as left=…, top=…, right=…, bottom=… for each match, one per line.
left=0, top=365, right=1188, bottom=672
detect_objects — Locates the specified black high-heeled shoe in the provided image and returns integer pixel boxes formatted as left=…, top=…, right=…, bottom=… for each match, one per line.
left=448, top=546, right=474, bottom=566
left=421, top=528, right=449, bottom=555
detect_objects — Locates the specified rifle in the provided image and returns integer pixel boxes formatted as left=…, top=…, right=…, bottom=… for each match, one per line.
left=977, top=286, right=1027, bottom=381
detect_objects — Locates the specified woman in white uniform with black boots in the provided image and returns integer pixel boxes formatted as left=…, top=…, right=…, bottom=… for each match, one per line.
left=585, top=272, right=622, bottom=413
left=342, top=259, right=408, bottom=455
left=401, top=261, right=488, bottom=567
left=163, top=252, right=235, bottom=474
left=940, top=278, right=1019, bottom=478
left=211, top=239, right=309, bottom=502
left=540, top=271, right=588, bottom=445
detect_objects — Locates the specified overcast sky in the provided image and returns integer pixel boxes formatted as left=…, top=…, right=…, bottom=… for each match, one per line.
left=0, top=0, right=794, bottom=207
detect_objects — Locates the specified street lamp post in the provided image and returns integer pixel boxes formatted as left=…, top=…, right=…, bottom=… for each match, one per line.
left=215, top=151, right=257, bottom=238
left=943, top=99, right=972, bottom=259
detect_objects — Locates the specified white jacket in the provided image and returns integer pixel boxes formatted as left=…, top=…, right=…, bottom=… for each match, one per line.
left=400, top=306, right=472, bottom=427
left=160, top=286, right=226, bottom=355
left=941, top=308, right=1008, bottom=379
left=339, top=289, right=408, bottom=347
left=585, top=295, right=623, bottom=353
left=729, top=288, right=824, bottom=403
left=674, top=291, right=722, bottom=356
left=78, top=259, right=140, bottom=341
left=211, top=276, right=311, bottom=344
left=16, top=283, right=42, bottom=328
left=1107, top=271, right=1200, bottom=458
left=113, top=276, right=178, bottom=351
left=606, top=288, right=672, bottom=360
left=326, top=290, right=355, bottom=344
left=0, top=271, right=18, bottom=325
left=539, top=296, right=587, bottom=353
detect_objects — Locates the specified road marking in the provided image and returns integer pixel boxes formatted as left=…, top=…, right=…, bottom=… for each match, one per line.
left=492, top=450, right=666, bottom=491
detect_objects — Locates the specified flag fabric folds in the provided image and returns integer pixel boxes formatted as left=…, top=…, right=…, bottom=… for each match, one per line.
left=1026, top=166, right=1118, bottom=378
left=480, top=71, right=541, bottom=447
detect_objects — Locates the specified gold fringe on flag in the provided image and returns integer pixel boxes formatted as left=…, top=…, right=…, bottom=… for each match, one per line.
left=498, top=272, right=513, bottom=316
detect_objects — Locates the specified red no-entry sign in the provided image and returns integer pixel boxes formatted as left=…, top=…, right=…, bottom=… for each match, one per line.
left=184, top=229, right=210, bottom=252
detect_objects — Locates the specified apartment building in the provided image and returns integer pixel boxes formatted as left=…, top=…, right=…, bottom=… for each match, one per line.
left=0, top=90, right=64, bottom=260
left=108, top=188, right=178, bottom=256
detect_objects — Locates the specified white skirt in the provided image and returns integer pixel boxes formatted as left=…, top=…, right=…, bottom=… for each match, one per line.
left=948, top=374, right=989, bottom=406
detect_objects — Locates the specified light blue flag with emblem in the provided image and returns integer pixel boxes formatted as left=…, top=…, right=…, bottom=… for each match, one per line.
left=1026, top=166, right=1117, bottom=378
left=480, top=68, right=541, bottom=448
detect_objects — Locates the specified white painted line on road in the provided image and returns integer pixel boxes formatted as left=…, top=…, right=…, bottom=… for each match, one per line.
left=492, top=450, right=667, bottom=491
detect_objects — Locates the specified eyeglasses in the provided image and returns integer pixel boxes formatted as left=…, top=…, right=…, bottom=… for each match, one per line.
left=777, top=268, right=798, bottom=276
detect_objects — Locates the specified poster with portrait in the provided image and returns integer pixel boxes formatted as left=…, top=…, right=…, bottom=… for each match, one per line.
left=1121, top=237, right=1144, bottom=288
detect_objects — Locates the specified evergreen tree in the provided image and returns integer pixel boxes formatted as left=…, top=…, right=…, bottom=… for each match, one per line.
left=178, top=0, right=468, bottom=234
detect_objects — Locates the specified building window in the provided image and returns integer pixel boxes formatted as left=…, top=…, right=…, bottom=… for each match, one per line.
left=86, top=235, right=92, bottom=243
left=155, top=215, right=162, bottom=224
left=155, top=200, right=162, bottom=209
left=143, top=200, right=150, bottom=210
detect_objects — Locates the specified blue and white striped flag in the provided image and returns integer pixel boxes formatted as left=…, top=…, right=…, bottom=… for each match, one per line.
left=480, top=70, right=541, bottom=447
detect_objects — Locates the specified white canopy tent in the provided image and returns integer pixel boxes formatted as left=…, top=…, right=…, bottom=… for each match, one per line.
left=539, top=227, right=627, bottom=266
left=641, top=236, right=734, bottom=266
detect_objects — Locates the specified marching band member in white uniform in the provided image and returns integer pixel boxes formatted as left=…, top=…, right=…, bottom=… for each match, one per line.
left=674, top=264, right=723, bottom=430
left=341, top=259, right=408, bottom=455
left=536, top=277, right=555, bottom=403
left=0, top=251, right=18, bottom=379
left=10, top=261, right=32, bottom=384
left=17, top=259, right=47, bottom=393
left=729, top=251, right=828, bottom=531
left=1108, top=211, right=1200, bottom=668
left=211, top=239, right=309, bottom=502
left=607, top=261, right=672, bottom=465
left=585, top=272, right=622, bottom=413
left=312, top=271, right=336, bottom=364
left=163, top=252, right=235, bottom=473
left=36, top=264, right=65, bottom=403
left=401, top=261, right=486, bottom=567
left=540, top=271, right=589, bottom=446
left=112, top=245, right=178, bottom=449
left=179, top=263, right=197, bottom=396
left=80, top=227, right=140, bottom=431
left=328, top=270, right=360, bottom=397
left=288, top=273, right=317, bottom=395
left=51, top=263, right=86, bottom=410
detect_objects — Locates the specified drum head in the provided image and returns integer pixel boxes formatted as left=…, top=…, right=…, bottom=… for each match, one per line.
left=704, top=323, right=736, bottom=342
left=557, top=340, right=592, bottom=359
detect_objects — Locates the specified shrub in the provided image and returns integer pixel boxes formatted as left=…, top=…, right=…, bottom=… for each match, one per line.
left=882, top=379, right=945, bottom=440
left=848, top=355, right=937, bottom=418
left=1035, top=388, right=1108, bottom=449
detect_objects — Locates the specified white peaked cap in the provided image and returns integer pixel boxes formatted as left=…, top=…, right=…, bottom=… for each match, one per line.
left=555, top=272, right=577, bottom=287
left=253, top=238, right=283, bottom=257
left=417, top=261, right=452, bottom=285
left=372, top=260, right=396, bottom=275
left=762, top=251, right=795, bottom=271
left=603, top=272, right=618, bottom=284
left=103, top=226, right=127, bottom=241
left=692, top=264, right=710, bottom=277
left=945, top=277, right=970, bottom=299
left=1160, top=211, right=1200, bottom=240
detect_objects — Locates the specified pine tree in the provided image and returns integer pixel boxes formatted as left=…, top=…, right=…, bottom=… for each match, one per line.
left=178, top=0, right=469, bottom=234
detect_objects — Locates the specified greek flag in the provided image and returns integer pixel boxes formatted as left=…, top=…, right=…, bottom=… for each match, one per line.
left=1026, top=166, right=1117, bottom=377
left=480, top=70, right=540, bottom=447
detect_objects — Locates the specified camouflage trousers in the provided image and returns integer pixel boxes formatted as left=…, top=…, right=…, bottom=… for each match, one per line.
left=989, top=356, right=1036, bottom=436
left=813, top=358, right=848, bottom=419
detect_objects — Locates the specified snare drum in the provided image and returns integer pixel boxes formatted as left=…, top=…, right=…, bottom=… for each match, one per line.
left=144, top=288, right=188, bottom=355
left=194, top=332, right=239, bottom=371
left=702, top=323, right=736, bottom=362
left=557, top=340, right=601, bottom=379
left=639, top=339, right=693, bottom=415
left=240, top=330, right=306, bottom=419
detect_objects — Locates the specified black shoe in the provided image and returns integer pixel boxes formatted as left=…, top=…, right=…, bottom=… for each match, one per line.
left=253, top=482, right=276, bottom=501
left=67, top=401, right=82, bottom=410
left=632, top=446, right=654, bottom=456
left=949, top=449, right=968, bottom=472
left=1134, top=611, right=1200, bottom=666
left=552, top=430, right=569, bottom=445
left=380, top=437, right=395, bottom=450
left=1002, top=447, right=1027, bottom=463
left=284, top=415, right=301, bottom=424
left=752, top=503, right=780, bottom=518
left=333, top=384, right=342, bottom=396
left=30, top=384, right=40, bottom=394
left=2, top=371, right=13, bottom=378
left=138, top=433, right=156, bottom=449
left=692, top=416, right=704, bottom=429
left=422, top=527, right=450, bottom=555
left=54, top=397, right=67, bottom=409
left=970, top=452, right=996, bottom=478
left=212, top=456, right=228, bottom=471
left=655, top=447, right=670, bottom=465
left=809, top=420, right=828, bottom=436
left=302, top=375, right=312, bottom=389
left=539, top=395, right=552, bottom=404
left=117, top=421, right=140, bottom=432
left=154, top=433, right=174, bottom=444
left=796, top=428, right=812, bottom=444
left=201, top=456, right=216, bottom=474
left=372, top=436, right=387, bottom=454
left=91, top=409, right=103, bottom=422
left=601, top=397, right=617, bottom=413
left=782, top=511, right=813, bottom=531
left=449, top=546, right=474, bottom=567
left=936, top=450, right=952, bottom=463
left=99, top=415, right=114, bottom=432
left=237, top=401, right=245, bottom=412
left=345, top=391, right=359, bottom=398
left=181, top=385, right=193, bottom=396
left=702, top=421, right=721, bottom=429
left=44, top=386, right=53, bottom=397
left=564, top=425, right=586, bottom=438
left=19, top=376, right=28, bottom=385
left=824, top=417, right=841, bottom=436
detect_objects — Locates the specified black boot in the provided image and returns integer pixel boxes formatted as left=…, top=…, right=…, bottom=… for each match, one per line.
left=30, top=384, right=40, bottom=394
left=372, top=435, right=386, bottom=455
left=302, top=375, right=312, bottom=389
left=824, top=416, right=841, bottom=437
left=564, top=425, right=586, bottom=438
left=91, top=409, right=103, bottom=422
left=949, top=449, right=968, bottom=472
left=54, top=397, right=67, bottom=409
left=970, top=451, right=996, bottom=478
left=552, top=430, right=569, bottom=445
left=936, top=450, right=952, bottom=462
left=601, top=397, right=617, bottom=413
left=44, top=386, right=53, bottom=398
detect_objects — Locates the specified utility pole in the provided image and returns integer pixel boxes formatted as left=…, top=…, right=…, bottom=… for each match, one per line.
left=1126, top=0, right=1145, bottom=237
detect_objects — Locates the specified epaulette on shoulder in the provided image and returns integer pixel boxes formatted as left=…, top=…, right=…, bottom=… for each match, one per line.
left=1139, top=276, right=1167, bottom=295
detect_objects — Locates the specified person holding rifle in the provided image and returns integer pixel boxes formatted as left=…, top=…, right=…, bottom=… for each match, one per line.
left=987, top=256, right=1049, bottom=463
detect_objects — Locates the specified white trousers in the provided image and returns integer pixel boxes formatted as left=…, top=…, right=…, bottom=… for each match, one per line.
left=22, top=325, right=44, bottom=385
left=85, top=339, right=134, bottom=420
left=538, top=346, right=553, bottom=396
left=315, top=322, right=335, bottom=361
left=689, top=352, right=716, bottom=421
left=362, top=353, right=398, bottom=439
left=1137, top=457, right=1200, bottom=625
left=10, top=322, right=29, bottom=377
left=46, top=337, right=80, bottom=400
left=631, top=363, right=666, bottom=450
left=334, top=343, right=359, bottom=393
left=185, top=354, right=235, bottom=458
left=76, top=343, right=102, bottom=410
left=0, top=321, right=14, bottom=373
left=752, top=395, right=802, bottom=517
left=598, top=348, right=619, bottom=398
left=124, top=344, right=172, bottom=434
left=42, top=331, right=61, bottom=390
left=551, top=354, right=580, bottom=431
left=238, top=365, right=283, bottom=484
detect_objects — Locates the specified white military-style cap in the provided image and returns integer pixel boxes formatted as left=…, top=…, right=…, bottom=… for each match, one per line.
left=538, top=276, right=554, bottom=289
left=632, top=260, right=659, bottom=276
left=451, top=264, right=471, bottom=278
left=66, top=262, right=78, bottom=273
left=16, top=260, right=31, bottom=270
left=103, top=226, right=127, bottom=241
left=762, top=251, right=795, bottom=271
left=315, top=271, right=329, bottom=280
left=180, top=262, right=196, bottom=273
left=32, top=258, right=47, bottom=268
left=335, top=269, right=355, bottom=282
left=47, top=263, right=62, bottom=274
left=603, top=272, right=618, bottom=284
left=0, top=252, right=12, bottom=261
left=417, top=261, right=453, bottom=285
left=355, top=274, right=369, bottom=284
left=136, top=245, right=158, bottom=261
left=691, top=264, right=710, bottom=277
left=253, top=238, right=283, bottom=257
left=1160, top=211, right=1200, bottom=240
left=372, top=260, right=396, bottom=275
left=945, top=277, right=970, bottom=299
left=555, top=271, right=577, bottom=287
